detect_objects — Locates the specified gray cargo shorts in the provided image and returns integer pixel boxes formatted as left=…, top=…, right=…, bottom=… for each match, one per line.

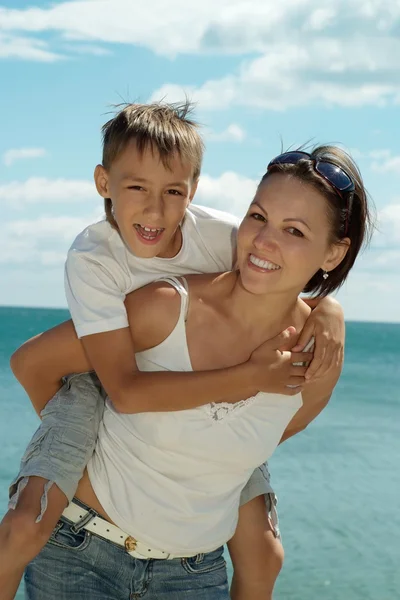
left=9, top=372, right=279, bottom=536
left=9, top=372, right=105, bottom=522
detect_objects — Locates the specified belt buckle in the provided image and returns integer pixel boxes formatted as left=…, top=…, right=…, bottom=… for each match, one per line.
left=124, top=535, right=138, bottom=553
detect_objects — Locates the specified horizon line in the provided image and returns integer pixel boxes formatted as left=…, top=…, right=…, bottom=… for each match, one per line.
left=0, top=304, right=398, bottom=326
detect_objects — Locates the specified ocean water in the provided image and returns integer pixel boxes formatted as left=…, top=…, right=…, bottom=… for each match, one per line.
left=0, top=306, right=399, bottom=599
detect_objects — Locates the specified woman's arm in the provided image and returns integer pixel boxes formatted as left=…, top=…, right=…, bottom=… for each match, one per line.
left=279, top=361, right=343, bottom=443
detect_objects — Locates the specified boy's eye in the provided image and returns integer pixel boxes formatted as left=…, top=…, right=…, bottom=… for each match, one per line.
left=128, top=185, right=144, bottom=191
left=286, top=227, right=304, bottom=238
left=167, top=189, right=183, bottom=196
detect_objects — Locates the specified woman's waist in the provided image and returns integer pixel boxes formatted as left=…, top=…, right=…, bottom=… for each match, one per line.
left=75, top=468, right=115, bottom=525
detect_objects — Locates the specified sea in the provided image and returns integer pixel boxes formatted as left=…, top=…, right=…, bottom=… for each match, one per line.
left=0, top=306, right=399, bottom=600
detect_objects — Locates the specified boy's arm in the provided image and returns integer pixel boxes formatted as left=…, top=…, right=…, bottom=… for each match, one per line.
left=10, top=300, right=310, bottom=417
left=294, top=295, right=345, bottom=380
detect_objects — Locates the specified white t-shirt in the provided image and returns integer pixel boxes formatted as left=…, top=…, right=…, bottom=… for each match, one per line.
left=88, top=277, right=303, bottom=556
left=65, top=205, right=240, bottom=338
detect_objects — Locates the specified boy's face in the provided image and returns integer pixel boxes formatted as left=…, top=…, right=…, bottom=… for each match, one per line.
left=95, top=141, right=198, bottom=258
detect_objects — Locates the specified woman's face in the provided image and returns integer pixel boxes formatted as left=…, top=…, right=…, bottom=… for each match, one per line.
left=237, top=173, right=347, bottom=296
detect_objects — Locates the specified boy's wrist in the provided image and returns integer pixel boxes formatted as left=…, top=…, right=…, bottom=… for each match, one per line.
left=237, top=360, right=260, bottom=397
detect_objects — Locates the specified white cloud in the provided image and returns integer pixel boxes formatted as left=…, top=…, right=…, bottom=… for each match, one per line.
left=152, top=35, right=400, bottom=110
left=336, top=270, right=400, bottom=323
left=3, top=147, right=47, bottom=167
left=206, top=124, right=246, bottom=143
left=196, top=171, right=258, bottom=217
left=368, top=149, right=391, bottom=161
left=0, top=177, right=97, bottom=208
left=371, top=154, right=400, bottom=174
left=0, top=214, right=98, bottom=266
left=375, top=203, right=400, bottom=246
left=2, top=1, right=400, bottom=109
left=0, top=32, right=63, bottom=62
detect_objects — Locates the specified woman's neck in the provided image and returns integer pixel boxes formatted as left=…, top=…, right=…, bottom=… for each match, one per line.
left=219, top=271, right=304, bottom=342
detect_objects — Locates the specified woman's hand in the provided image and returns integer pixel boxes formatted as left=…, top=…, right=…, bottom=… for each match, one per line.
left=293, top=296, right=345, bottom=381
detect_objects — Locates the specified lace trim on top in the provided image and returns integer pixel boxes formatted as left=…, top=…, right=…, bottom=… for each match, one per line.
left=204, top=394, right=259, bottom=423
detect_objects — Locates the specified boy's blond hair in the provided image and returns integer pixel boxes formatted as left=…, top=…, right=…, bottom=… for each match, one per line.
left=101, top=101, right=204, bottom=227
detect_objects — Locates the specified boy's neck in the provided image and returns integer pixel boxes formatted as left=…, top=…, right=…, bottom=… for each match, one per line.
left=156, top=226, right=183, bottom=259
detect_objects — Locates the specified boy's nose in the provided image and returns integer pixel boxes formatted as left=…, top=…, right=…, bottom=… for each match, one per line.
left=143, top=193, right=164, bottom=218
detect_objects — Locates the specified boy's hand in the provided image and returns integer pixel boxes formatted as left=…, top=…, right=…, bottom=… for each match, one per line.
left=293, top=296, right=345, bottom=381
left=249, top=327, right=313, bottom=396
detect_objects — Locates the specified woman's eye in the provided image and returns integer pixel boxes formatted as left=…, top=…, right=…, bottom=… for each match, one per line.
left=287, top=227, right=304, bottom=238
left=250, top=212, right=266, bottom=222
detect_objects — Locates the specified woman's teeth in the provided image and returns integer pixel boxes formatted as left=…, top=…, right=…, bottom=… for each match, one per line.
left=249, top=254, right=281, bottom=270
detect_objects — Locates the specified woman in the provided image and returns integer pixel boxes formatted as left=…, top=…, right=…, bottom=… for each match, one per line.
left=25, top=145, right=372, bottom=599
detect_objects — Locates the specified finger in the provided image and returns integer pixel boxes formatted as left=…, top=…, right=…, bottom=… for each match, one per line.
left=289, top=366, right=308, bottom=377
left=291, top=324, right=314, bottom=352
left=313, top=343, right=335, bottom=379
left=274, top=326, right=297, bottom=351
left=290, top=352, right=314, bottom=365
left=286, top=376, right=306, bottom=387
left=305, top=343, right=326, bottom=380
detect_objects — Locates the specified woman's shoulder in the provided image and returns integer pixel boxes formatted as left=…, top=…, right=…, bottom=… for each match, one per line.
left=126, top=280, right=185, bottom=351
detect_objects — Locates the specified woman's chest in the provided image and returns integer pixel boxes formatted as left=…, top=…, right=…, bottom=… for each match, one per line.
left=185, top=310, right=255, bottom=372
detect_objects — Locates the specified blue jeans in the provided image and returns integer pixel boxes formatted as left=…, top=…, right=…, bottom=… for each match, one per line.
left=24, top=512, right=229, bottom=599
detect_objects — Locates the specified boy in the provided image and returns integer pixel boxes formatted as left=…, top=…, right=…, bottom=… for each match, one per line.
left=1, top=101, right=344, bottom=599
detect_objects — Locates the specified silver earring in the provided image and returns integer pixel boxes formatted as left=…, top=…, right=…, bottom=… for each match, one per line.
left=322, top=270, right=329, bottom=280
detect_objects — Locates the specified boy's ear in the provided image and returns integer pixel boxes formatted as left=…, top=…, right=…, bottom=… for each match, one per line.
left=94, top=164, right=109, bottom=198
left=188, top=178, right=199, bottom=203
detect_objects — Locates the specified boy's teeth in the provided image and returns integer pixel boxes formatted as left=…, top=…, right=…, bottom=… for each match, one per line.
left=135, top=224, right=164, bottom=240
left=249, top=254, right=280, bottom=270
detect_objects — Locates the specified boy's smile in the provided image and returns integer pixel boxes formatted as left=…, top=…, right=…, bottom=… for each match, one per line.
left=134, top=224, right=165, bottom=244
left=95, top=141, right=198, bottom=259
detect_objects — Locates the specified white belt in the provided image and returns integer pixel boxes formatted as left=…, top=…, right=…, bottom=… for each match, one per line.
left=62, top=501, right=191, bottom=560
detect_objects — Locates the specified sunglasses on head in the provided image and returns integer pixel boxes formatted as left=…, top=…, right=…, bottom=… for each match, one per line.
left=267, top=151, right=354, bottom=235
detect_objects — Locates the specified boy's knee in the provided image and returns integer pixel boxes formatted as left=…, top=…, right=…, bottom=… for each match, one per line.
left=262, top=533, right=284, bottom=575
left=6, top=506, right=53, bottom=551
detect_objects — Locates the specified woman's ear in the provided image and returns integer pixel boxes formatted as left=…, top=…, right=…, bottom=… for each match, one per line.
left=322, top=238, right=351, bottom=273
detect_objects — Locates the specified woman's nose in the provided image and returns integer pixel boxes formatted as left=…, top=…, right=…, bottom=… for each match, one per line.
left=253, top=226, right=278, bottom=251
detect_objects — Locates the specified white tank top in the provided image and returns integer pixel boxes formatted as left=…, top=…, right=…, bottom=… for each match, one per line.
left=87, top=277, right=303, bottom=556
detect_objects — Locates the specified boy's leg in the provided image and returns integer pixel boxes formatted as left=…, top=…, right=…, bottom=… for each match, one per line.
left=0, top=478, right=68, bottom=600
left=227, top=464, right=284, bottom=600
left=0, top=372, right=105, bottom=600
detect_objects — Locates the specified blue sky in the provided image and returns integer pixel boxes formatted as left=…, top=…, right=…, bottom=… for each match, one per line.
left=1, top=0, right=399, bottom=322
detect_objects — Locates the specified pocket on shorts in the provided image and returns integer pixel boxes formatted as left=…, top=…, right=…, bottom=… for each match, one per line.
left=48, top=519, right=92, bottom=552
left=181, top=547, right=226, bottom=575
left=48, top=426, right=94, bottom=462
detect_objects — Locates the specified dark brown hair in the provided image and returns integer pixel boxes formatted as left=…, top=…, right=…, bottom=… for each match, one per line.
left=261, top=145, right=374, bottom=296
left=101, top=101, right=204, bottom=227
